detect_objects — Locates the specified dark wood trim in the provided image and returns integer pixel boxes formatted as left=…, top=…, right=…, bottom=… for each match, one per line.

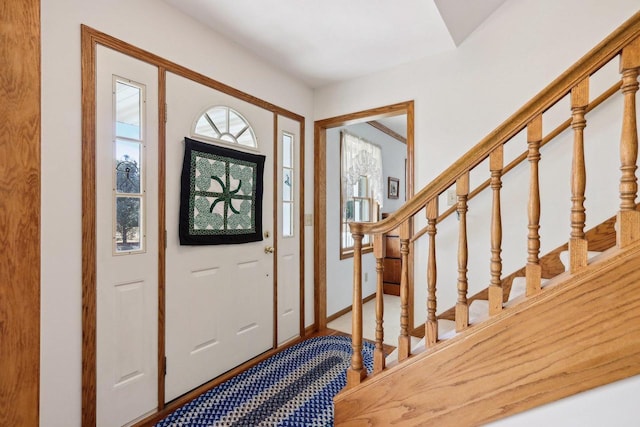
left=314, top=124, right=327, bottom=329
left=305, top=324, right=318, bottom=336
left=0, top=0, right=41, bottom=424
left=157, top=66, right=167, bottom=409
left=81, top=25, right=307, bottom=424
left=314, top=101, right=415, bottom=327
left=406, top=101, right=415, bottom=330
left=367, top=120, right=407, bottom=144
left=326, top=293, right=377, bottom=323
left=273, top=113, right=279, bottom=349
left=299, top=119, right=306, bottom=338
left=81, top=24, right=98, bottom=427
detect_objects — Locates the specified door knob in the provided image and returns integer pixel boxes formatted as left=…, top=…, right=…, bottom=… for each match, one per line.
left=264, top=246, right=275, bottom=254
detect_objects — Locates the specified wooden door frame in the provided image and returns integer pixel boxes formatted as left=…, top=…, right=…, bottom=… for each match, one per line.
left=0, top=0, right=41, bottom=424
left=81, top=26, right=306, bottom=425
left=314, top=101, right=415, bottom=330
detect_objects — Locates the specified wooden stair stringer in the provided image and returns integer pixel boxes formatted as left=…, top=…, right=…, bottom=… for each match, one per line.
left=334, top=241, right=640, bottom=427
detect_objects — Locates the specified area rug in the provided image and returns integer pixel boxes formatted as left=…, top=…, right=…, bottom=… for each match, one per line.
left=156, top=336, right=375, bottom=427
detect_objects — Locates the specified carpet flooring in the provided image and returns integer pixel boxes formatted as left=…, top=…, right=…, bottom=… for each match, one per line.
left=156, top=336, right=374, bottom=426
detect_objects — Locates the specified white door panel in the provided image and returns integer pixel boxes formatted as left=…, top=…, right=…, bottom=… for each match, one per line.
left=96, top=46, right=158, bottom=427
left=277, top=116, right=301, bottom=345
left=165, top=72, right=275, bottom=402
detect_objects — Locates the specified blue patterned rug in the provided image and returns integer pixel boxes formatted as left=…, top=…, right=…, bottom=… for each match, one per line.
left=156, top=336, right=375, bottom=427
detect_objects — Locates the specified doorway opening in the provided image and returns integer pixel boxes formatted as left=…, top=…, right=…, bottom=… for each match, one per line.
left=313, top=101, right=415, bottom=334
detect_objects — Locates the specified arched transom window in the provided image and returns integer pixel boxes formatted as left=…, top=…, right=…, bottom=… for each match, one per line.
left=193, top=105, right=257, bottom=148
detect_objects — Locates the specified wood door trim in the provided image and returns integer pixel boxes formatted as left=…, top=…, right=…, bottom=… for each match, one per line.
left=81, top=25, right=306, bottom=425
left=314, top=101, right=415, bottom=330
left=81, top=24, right=98, bottom=426
left=0, top=0, right=41, bottom=424
left=273, top=113, right=279, bottom=349
left=157, top=66, right=167, bottom=409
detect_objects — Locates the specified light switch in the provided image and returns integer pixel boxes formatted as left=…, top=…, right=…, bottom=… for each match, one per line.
left=304, top=214, right=313, bottom=226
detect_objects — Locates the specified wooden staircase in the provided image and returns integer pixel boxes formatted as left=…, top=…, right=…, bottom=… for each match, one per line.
left=336, top=11, right=640, bottom=426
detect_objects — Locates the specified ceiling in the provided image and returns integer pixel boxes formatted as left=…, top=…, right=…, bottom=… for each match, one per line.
left=162, top=0, right=507, bottom=88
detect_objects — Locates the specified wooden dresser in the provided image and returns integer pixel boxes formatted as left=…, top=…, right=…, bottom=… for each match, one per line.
left=382, top=224, right=401, bottom=295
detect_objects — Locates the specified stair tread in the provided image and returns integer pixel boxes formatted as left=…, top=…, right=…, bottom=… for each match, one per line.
left=559, top=250, right=602, bottom=271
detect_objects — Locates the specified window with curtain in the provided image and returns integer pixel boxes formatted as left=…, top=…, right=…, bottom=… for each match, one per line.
left=340, top=131, right=383, bottom=258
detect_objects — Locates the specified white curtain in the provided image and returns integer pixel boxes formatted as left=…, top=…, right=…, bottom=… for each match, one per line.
left=341, top=131, right=383, bottom=209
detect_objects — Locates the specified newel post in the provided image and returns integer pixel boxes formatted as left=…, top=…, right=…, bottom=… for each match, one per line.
left=346, top=231, right=367, bottom=388
left=618, top=36, right=640, bottom=248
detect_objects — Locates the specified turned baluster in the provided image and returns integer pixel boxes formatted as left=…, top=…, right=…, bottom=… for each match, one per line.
left=526, top=115, right=542, bottom=296
left=569, top=78, right=589, bottom=272
left=425, top=198, right=438, bottom=347
left=398, top=220, right=411, bottom=361
left=456, top=173, right=470, bottom=332
left=618, top=36, right=640, bottom=248
left=373, top=233, right=386, bottom=373
left=346, top=232, right=367, bottom=388
left=489, top=146, right=504, bottom=315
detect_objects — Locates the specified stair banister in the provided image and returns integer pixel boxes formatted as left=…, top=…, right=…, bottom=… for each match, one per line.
left=526, top=115, right=542, bottom=297
left=455, top=173, right=470, bottom=332
left=425, top=199, right=439, bottom=346
left=488, top=146, right=504, bottom=315
left=569, top=78, right=590, bottom=272
left=410, top=80, right=622, bottom=243
left=345, top=11, right=640, bottom=390
left=373, top=233, right=385, bottom=373
left=618, top=36, right=640, bottom=248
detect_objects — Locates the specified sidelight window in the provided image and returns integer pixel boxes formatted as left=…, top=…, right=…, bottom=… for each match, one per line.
left=282, top=132, right=295, bottom=237
left=113, top=77, right=146, bottom=254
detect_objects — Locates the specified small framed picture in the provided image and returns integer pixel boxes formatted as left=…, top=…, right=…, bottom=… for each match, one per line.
left=388, top=177, right=399, bottom=199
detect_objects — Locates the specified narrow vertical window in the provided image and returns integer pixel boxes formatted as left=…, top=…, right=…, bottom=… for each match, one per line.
left=340, top=131, right=383, bottom=258
left=282, top=132, right=294, bottom=237
left=113, top=77, right=146, bottom=254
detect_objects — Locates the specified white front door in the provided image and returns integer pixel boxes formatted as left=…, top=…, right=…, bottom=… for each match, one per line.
left=96, top=46, right=159, bottom=426
left=164, top=72, right=275, bottom=402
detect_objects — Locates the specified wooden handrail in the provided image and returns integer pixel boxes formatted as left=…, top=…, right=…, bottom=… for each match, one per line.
left=345, top=12, right=640, bottom=391
left=350, top=11, right=640, bottom=238
left=411, top=80, right=622, bottom=243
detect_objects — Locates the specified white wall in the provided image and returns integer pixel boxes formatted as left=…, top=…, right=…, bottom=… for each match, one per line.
left=41, top=1, right=313, bottom=425
left=315, top=0, right=639, bottom=324
left=325, top=123, right=406, bottom=316
left=487, top=375, right=640, bottom=426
